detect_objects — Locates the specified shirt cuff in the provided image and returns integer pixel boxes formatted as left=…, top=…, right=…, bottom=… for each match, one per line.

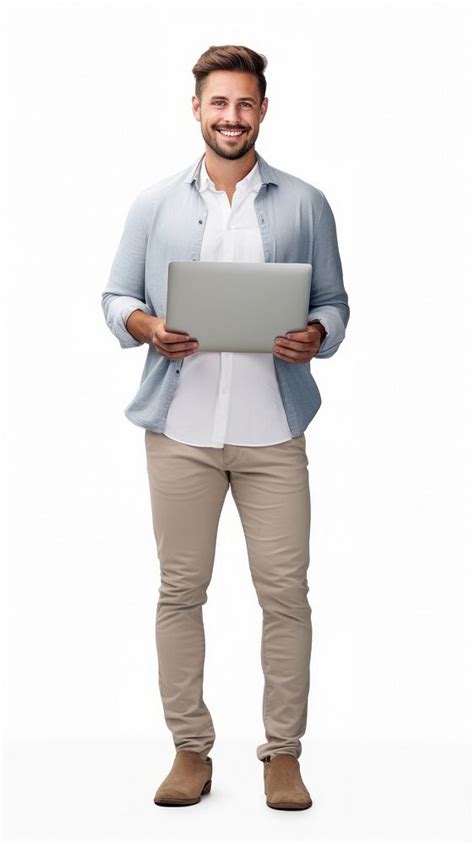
left=308, top=305, right=346, bottom=358
left=102, top=293, right=152, bottom=349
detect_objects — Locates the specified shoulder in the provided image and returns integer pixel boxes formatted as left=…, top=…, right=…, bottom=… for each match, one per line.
left=141, top=164, right=191, bottom=200
left=129, top=163, right=193, bottom=229
left=267, top=162, right=327, bottom=215
left=138, top=165, right=189, bottom=206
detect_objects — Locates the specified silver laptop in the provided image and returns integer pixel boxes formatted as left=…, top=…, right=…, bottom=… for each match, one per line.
left=165, top=261, right=312, bottom=353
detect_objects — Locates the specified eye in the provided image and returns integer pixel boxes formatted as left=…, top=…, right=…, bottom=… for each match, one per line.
left=212, top=101, right=253, bottom=108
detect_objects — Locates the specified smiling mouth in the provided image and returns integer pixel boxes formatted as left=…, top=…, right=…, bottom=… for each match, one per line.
left=216, top=128, right=246, bottom=138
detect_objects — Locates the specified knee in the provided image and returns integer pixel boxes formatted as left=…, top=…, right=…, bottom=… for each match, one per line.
left=158, top=573, right=211, bottom=610
left=254, top=573, right=312, bottom=615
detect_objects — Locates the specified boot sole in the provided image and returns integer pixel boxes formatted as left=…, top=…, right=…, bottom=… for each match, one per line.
left=154, top=778, right=212, bottom=806
left=266, top=798, right=313, bottom=810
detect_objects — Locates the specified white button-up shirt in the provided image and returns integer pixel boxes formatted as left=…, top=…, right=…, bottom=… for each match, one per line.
left=163, top=156, right=293, bottom=448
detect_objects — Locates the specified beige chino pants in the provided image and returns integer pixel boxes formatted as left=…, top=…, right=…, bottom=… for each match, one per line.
left=144, top=429, right=313, bottom=763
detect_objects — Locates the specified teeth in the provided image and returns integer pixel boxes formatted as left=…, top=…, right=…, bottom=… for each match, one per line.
left=218, top=129, right=243, bottom=136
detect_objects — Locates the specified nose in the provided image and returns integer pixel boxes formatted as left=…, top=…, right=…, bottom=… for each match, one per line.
left=222, top=106, right=242, bottom=125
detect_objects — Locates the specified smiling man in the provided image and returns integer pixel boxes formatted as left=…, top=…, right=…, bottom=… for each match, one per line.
left=101, top=44, right=350, bottom=811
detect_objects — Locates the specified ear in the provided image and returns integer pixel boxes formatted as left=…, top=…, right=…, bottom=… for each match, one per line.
left=259, top=97, right=269, bottom=121
left=191, top=95, right=201, bottom=122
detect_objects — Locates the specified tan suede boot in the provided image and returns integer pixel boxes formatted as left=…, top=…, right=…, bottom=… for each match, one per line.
left=153, top=750, right=213, bottom=806
left=263, top=754, right=313, bottom=810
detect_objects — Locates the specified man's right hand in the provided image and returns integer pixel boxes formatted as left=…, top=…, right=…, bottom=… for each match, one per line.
left=150, top=317, right=199, bottom=360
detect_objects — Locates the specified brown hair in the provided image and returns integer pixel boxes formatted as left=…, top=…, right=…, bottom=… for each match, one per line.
left=192, top=45, right=268, bottom=104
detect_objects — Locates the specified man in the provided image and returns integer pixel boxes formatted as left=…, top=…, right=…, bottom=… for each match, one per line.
left=101, top=44, right=350, bottom=811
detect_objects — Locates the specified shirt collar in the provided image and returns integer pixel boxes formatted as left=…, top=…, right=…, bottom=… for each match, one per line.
left=185, top=149, right=279, bottom=188
left=197, top=154, right=262, bottom=195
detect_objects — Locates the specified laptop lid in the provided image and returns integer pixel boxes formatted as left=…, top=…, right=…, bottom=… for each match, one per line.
left=165, top=261, right=312, bottom=353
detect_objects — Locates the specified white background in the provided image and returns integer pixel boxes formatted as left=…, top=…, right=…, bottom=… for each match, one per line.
left=2, top=0, right=472, bottom=841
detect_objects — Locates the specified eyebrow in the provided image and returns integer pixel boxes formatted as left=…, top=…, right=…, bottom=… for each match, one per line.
left=209, top=95, right=257, bottom=103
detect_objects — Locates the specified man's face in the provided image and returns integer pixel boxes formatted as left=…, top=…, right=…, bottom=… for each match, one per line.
left=192, top=70, right=268, bottom=161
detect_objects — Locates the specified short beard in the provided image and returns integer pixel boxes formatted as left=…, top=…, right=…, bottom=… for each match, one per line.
left=201, top=125, right=256, bottom=161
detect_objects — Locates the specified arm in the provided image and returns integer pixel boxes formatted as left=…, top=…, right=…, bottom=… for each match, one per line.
left=101, top=193, right=154, bottom=349
left=308, top=192, right=350, bottom=358
left=125, top=309, right=163, bottom=345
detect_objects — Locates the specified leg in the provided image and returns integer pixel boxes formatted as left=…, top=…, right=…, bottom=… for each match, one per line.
left=229, top=434, right=312, bottom=762
left=145, top=431, right=230, bottom=761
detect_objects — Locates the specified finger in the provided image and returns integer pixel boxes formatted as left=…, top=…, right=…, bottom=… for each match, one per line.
left=287, top=326, right=321, bottom=342
left=275, top=337, right=314, bottom=350
left=274, top=348, right=311, bottom=363
left=274, top=345, right=304, bottom=360
left=276, top=330, right=313, bottom=342
left=161, top=328, right=193, bottom=342
left=287, top=330, right=312, bottom=341
left=161, top=339, right=198, bottom=348
left=154, top=339, right=198, bottom=354
left=153, top=332, right=198, bottom=350
left=154, top=346, right=197, bottom=359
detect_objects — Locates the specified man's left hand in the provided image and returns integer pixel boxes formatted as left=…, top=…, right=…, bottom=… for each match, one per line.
left=273, top=323, right=326, bottom=363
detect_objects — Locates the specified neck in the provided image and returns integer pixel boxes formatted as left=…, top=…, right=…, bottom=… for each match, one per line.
left=202, top=146, right=257, bottom=191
